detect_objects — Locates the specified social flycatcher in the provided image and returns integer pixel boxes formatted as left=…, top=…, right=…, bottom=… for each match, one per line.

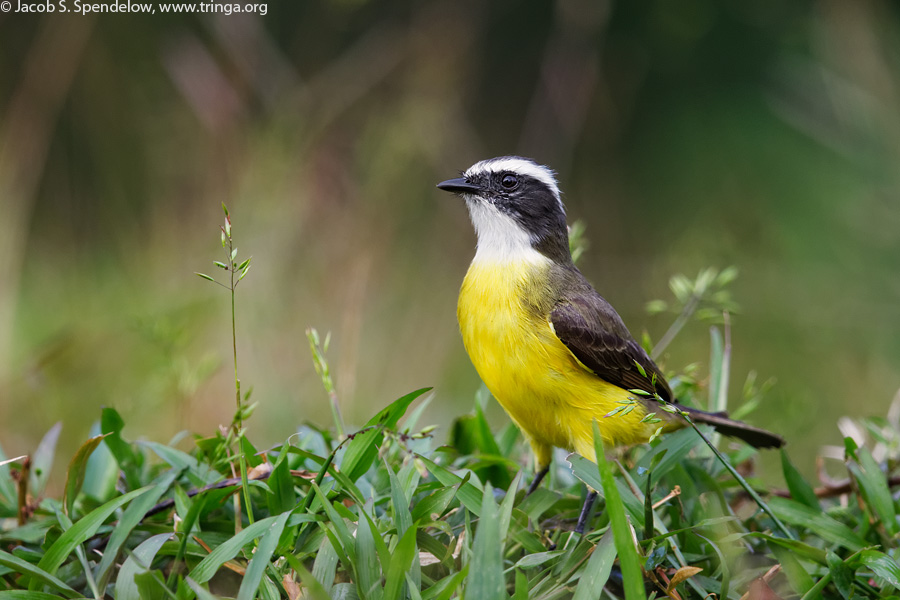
left=438, top=156, right=783, bottom=533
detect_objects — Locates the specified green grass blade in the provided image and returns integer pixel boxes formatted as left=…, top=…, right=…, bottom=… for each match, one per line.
left=858, top=550, right=900, bottom=589
left=849, top=446, right=899, bottom=536
left=769, top=542, right=816, bottom=597
left=0, top=550, right=79, bottom=598
left=383, top=527, right=418, bottom=600
left=291, top=559, right=332, bottom=600
left=0, top=592, right=69, bottom=599
left=355, top=500, right=384, bottom=600
left=416, top=454, right=483, bottom=515
left=498, top=471, right=522, bottom=542
left=779, top=450, right=819, bottom=511
left=62, top=433, right=109, bottom=516
left=236, top=510, right=291, bottom=600
left=95, top=470, right=178, bottom=587
left=141, top=441, right=222, bottom=486
left=311, top=534, right=339, bottom=596
left=189, top=514, right=278, bottom=584
left=573, top=529, right=617, bottom=600
left=366, top=388, right=432, bottom=428
left=32, top=485, right=149, bottom=583
left=767, top=497, right=866, bottom=550
left=387, top=460, right=413, bottom=538
left=30, top=423, right=62, bottom=497
left=593, top=421, right=646, bottom=600
left=185, top=577, right=225, bottom=600
left=466, top=484, right=504, bottom=600
left=115, top=533, right=172, bottom=600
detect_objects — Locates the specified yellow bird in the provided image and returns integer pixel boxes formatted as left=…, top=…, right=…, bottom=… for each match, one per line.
left=438, top=156, right=783, bottom=533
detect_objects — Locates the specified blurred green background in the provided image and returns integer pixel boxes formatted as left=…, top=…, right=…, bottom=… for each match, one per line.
left=2, top=0, right=899, bottom=485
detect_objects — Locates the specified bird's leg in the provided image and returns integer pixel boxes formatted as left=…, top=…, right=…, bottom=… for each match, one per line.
left=574, top=490, right=598, bottom=535
left=526, top=465, right=550, bottom=495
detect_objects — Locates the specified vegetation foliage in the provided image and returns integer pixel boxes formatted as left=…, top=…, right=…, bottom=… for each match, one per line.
left=2, top=210, right=900, bottom=600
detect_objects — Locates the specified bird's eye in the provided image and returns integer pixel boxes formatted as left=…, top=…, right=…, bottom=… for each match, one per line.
left=501, top=174, right=518, bottom=189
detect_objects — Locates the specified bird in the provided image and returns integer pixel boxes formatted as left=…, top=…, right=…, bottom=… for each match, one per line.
left=437, top=156, right=784, bottom=534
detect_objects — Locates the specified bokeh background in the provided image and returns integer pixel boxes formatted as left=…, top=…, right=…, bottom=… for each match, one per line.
left=2, top=0, right=899, bottom=484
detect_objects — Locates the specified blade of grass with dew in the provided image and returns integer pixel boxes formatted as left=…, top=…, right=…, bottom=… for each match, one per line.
left=593, top=421, right=646, bottom=600
left=466, top=484, right=503, bottom=600
left=236, top=510, right=291, bottom=600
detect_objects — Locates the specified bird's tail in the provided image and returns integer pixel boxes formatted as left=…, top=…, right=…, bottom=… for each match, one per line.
left=677, top=406, right=785, bottom=449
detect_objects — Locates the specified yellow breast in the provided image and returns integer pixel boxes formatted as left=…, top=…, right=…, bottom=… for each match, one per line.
left=457, top=258, right=661, bottom=460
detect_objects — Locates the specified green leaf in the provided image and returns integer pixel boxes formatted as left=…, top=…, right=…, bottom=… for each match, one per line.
left=0, top=550, right=79, bottom=598
left=96, top=470, right=179, bottom=588
left=195, top=272, right=216, bottom=282
left=366, top=388, right=431, bottom=429
left=780, top=450, right=819, bottom=510
left=387, top=461, right=413, bottom=538
left=355, top=501, right=383, bottom=600
left=62, top=433, right=109, bottom=516
left=291, top=559, right=331, bottom=600
left=849, top=447, right=899, bottom=536
left=826, top=552, right=852, bottom=600
left=30, top=423, right=62, bottom=496
left=265, top=444, right=295, bottom=515
left=311, top=534, right=340, bottom=596
left=467, top=484, right=503, bottom=600
left=185, top=577, right=225, bottom=600
left=593, top=421, right=646, bottom=600
left=767, top=497, right=866, bottom=550
left=384, top=527, right=417, bottom=600
left=33, top=486, right=149, bottom=583
left=0, top=592, right=70, bottom=599
left=858, top=550, right=900, bottom=589
left=236, top=510, right=292, bottom=600
left=769, top=543, right=815, bottom=597
left=426, top=569, right=468, bottom=600
left=189, top=515, right=279, bottom=583
left=141, top=441, right=222, bottom=486
left=415, top=454, right=483, bottom=515
left=573, top=529, right=617, bottom=600
left=114, top=532, right=172, bottom=600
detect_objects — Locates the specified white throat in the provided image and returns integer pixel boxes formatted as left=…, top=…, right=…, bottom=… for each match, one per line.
left=466, top=199, right=546, bottom=265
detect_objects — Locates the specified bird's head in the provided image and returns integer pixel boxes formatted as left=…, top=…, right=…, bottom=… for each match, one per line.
left=437, top=156, right=571, bottom=264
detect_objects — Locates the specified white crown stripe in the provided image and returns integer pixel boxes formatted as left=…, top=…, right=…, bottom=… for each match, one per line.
left=463, top=157, right=562, bottom=210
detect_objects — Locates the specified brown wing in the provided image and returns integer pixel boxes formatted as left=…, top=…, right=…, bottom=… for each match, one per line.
left=550, top=294, right=673, bottom=401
